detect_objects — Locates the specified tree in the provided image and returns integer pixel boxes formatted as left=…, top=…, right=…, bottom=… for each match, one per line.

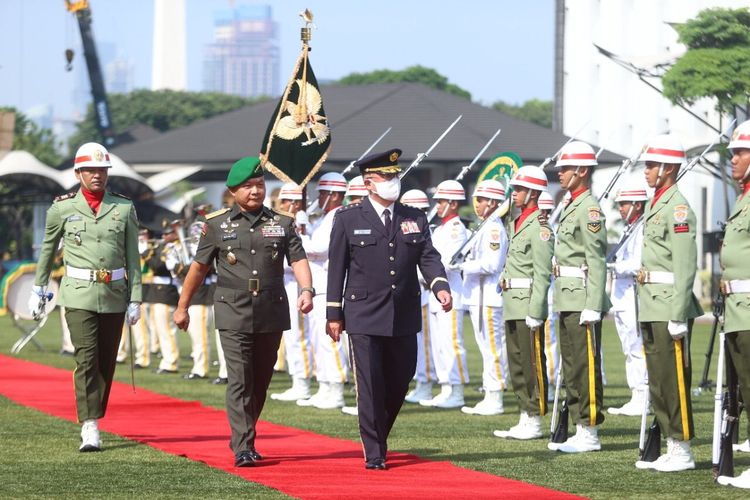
left=492, top=99, right=553, bottom=128
left=337, top=65, right=471, bottom=100
left=69, top=89, right=258, bottom=149
left=662, top=7, right=750, bottom=115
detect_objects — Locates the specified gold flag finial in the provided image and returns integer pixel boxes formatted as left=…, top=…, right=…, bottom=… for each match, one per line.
left=300, top=9, right=314, bottom=42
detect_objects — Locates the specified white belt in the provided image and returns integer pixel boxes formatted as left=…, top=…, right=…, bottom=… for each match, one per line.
left=500, top=278, right=533, bottom=290
left=66, top=265, right=126, bottom=283
left=637, top=269, right=674, bottom=285
left=152, top=276, right=175, bottom=285
left=555, top=265, right=586, bottom=278
left=721, top=279, right=750, bottom=295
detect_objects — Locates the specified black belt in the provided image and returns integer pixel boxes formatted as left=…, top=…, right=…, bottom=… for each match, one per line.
left=217, top=276, right=284, bottom=292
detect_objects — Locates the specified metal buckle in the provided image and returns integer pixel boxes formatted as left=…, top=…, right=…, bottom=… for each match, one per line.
left=552, top=265, right=560, bottom=278
left=248, top=279, right=260, bottom=292
left=500, top=279, right=508, bottom=291
left=636, top=269, right=647, bottom=285
left=719, top=280, right=729, bottom=296
left=96, top=269, right=112, bottom=284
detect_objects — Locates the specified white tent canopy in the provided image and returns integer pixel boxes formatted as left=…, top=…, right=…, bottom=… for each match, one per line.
left=0, top=150, right=65, bottom=195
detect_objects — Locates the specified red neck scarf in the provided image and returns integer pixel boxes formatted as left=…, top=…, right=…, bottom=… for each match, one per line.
left=743, top=182, right=750, bottom=198
left=515, top=205, right=538, bottom=231
left=441, top=213, right=459, bottom=225
left=569, top=188, right=588, bottom=202
left=82, top=188, right=105, bottom=215
left=651, top=184, right=671, bottom=207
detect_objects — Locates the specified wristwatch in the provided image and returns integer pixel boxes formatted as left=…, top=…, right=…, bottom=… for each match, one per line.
left=300, top=287, right=316, bottom=297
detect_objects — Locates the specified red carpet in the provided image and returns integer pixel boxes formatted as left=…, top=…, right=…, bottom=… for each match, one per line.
left=0, top=355, right=582, bottom=499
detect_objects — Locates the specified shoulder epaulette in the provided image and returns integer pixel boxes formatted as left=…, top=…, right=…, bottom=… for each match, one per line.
left=53, top=192, right=76, bottom=203
left=206, top=207, right=230, bottom=220
left=110, top=191, right=131, bottom=200
left=537, top=213, right=549, bottom=225
left=274, top=209, right=294, bottom=219
left=340, top=202, right=361, bottom=212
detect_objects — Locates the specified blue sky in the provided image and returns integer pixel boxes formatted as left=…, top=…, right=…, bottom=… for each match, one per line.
left=0, top=0, right=554, bottom=120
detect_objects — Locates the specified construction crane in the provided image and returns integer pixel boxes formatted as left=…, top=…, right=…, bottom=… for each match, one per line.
left=65, top=0, right=116, bottom=147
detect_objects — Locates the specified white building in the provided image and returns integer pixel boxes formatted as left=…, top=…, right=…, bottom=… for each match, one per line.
left=555, top=0, right=747, bottom=288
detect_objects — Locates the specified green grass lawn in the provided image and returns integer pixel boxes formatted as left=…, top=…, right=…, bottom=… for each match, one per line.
left=1, top=310, right=747, bottom=499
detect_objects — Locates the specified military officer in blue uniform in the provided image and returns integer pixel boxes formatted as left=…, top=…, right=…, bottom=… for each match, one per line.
left=326, top=149, right=452, bottom=470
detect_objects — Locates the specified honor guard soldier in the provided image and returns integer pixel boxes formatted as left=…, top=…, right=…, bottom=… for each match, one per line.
left=717, top=120, right=750, bottom=489
left=271, top=183, right=315, bottom=401
left=420, top=180, right=470, bottom=408
left=634, top=135, right=700, bottom=472
left=494, top=166, right=553, bottom=440
left=455, top=180, right=509, bottom=416
left=30, top=142, right=142, bottom=451
left=548, top=141, right=610, bottom=454
left=345, top=175, right=368, bottom=205
left=297, top=172, right=350, bottom=410
left=149, top=225, right=182, bottom=374
left=326, top=149, right=452, bottom=470
left=607, top=182, right=649, bottom=416
left=400, top=189, right=439, bottom=404
left=174, top=157, right=314, bottom=467
left=538, top=191, right=559, bottom=395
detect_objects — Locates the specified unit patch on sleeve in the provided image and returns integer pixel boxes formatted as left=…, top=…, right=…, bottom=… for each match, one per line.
left=588, top=207, right=601, bottom=222
left=673, top=223, right=689, bottom=233
left=540, top=227, right=552, bottom=241
left=673, top=204, right=688, bottom=223
left=587, top=222, right=602, bottom=233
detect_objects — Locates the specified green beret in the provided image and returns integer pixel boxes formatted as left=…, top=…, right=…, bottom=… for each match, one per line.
left=226, top=156, right=264, bottom=188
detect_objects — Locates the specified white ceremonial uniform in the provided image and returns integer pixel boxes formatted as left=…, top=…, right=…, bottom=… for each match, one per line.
left=428, top=214, right=469, bottom=385
left=544, top=280, right=559, bottom=396
left=611, top=225, right=648, bottom=391
left=281, top=264, right=313, bottom=380
left=415, top=268, right=437, bottom=384
left=116, top=304, right=152, bottom=367
left=461, top=219, right=509, bottom=392
left=301, top=208, right=349, bottom=385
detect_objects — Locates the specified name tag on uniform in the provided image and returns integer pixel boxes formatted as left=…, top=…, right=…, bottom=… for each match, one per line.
left=353, top=229, right=371, bottom=235
left=400, top=220, right=420, bottom=234
left=261, top=225, right=285, bottom=237
left=67, top=215, right=82, bottom=222
left=222, top=233, right=237, bottom=241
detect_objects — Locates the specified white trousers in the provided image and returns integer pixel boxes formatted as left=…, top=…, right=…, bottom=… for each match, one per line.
left=116, top=303, right=152, bottom=367
left=282, top=301, right=314, bottom=380
left=308, top=294, right=348, bottom=383
left=614, top=308, right=648, bottom=390
left=428, top=307, right=469, bottom=385
left=60, top=306, right=75, bottom=353
left=186, top=304, right=212, bottom=377
left=415, top=304, right=437, bottom=383
left=467, top=305, right=508, bottom=392
left=214, top=327, right=227, bottom=378
left=544, top=312, right=560, bottom=385
left=149, top=303, right=179, bottom=372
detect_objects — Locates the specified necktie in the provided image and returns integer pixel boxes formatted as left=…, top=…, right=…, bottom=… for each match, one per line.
left=383, top=209, right=391, bottom=230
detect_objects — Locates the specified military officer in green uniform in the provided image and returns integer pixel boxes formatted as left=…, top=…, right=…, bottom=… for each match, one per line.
left=634, top=134, right=701, bottom=473
left=716, top=121, right=750, bottom=489
left=547, top=141, right=610, bottom=454
left=174, top=157, right=313, bottom=468
left=493, top=166, right=554, bottom=441
left=30, top=142, right=142, bottom=452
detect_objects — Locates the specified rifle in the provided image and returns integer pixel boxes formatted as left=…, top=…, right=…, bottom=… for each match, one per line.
left=606, top=120, right=736, bottom=262
left=399, top=115, right=463, bottom=180
left=549, top=349, right=567, bottom=442
left=713, top=329, right=740, bottom=479
left=449, top=202, right=503, bottom=265
left=306, top=127, right=393, bottom=214
left=425, top=127, right=502, bottom=223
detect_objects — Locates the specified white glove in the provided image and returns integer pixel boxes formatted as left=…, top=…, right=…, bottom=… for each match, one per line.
left=28, top=285, right=48, bottom=318
left=525, top=316, right=544, bottom=329
left=667, top=320, right=688, bottom=340
left=126, top=302, right=142, bottom=326
left=579, top=309, right=601, bottom=325
left=446, top=262, right=463, bottom=272
left=295, top=210, right=309, bottom=227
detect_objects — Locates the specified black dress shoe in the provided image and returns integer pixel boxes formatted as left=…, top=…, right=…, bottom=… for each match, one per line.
left=212, top=377, right=228, bottom=385
left=365, top=458, right=386, bottom=470
left=234, top=451, right=256, bottom=467
left=155, top=368, right=178, bottom=375
left=183, top=373, right=207, bottom=380
left=249, top=448, right=263, bottom=461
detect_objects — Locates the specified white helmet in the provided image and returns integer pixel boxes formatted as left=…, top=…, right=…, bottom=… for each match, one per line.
left=509, top=165, right=548, bottom=191
left=345, top=175, right=368, bottom=198
left=615, top=180, right=649, bottom=202
left=317, top=172, right=348, bottom=192
left=537, top=191, right=555, bottom=211
left=729, top=120, right=750, bottom=151
left=278, top=182, right=303, bottom=200
left=555, top=141, right=598, bottom=168
left=640, top=134, right=686, bottom=164
left=74, top=142, right=112, bottom=169
left=433, top=180, right=466, bottom=200
left=400, top=189, right=430, bottom=209
left=472, top=179, right=506, bottom=201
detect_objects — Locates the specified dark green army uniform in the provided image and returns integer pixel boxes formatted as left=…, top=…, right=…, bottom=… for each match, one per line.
left=34, top=189, right=142, bottom=421
left=554, top=190, right=610, bottom=427
left=502, top=210, right=554, bottom=416
left=719, top=187, right=750, bottom=440
left=194, top=203, right=306, bottom=454
left=638, top=184, right=702, bottom=441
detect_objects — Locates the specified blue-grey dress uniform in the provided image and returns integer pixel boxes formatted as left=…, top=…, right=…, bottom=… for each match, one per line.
left=326, top=149, right=450, bottom=466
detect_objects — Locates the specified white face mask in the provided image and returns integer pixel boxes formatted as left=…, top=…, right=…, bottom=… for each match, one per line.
left=373, top=177, right=401, bottom=201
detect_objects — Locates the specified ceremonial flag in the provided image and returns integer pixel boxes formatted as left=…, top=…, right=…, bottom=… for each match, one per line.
left=260, top=38, right=331, bottom=187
